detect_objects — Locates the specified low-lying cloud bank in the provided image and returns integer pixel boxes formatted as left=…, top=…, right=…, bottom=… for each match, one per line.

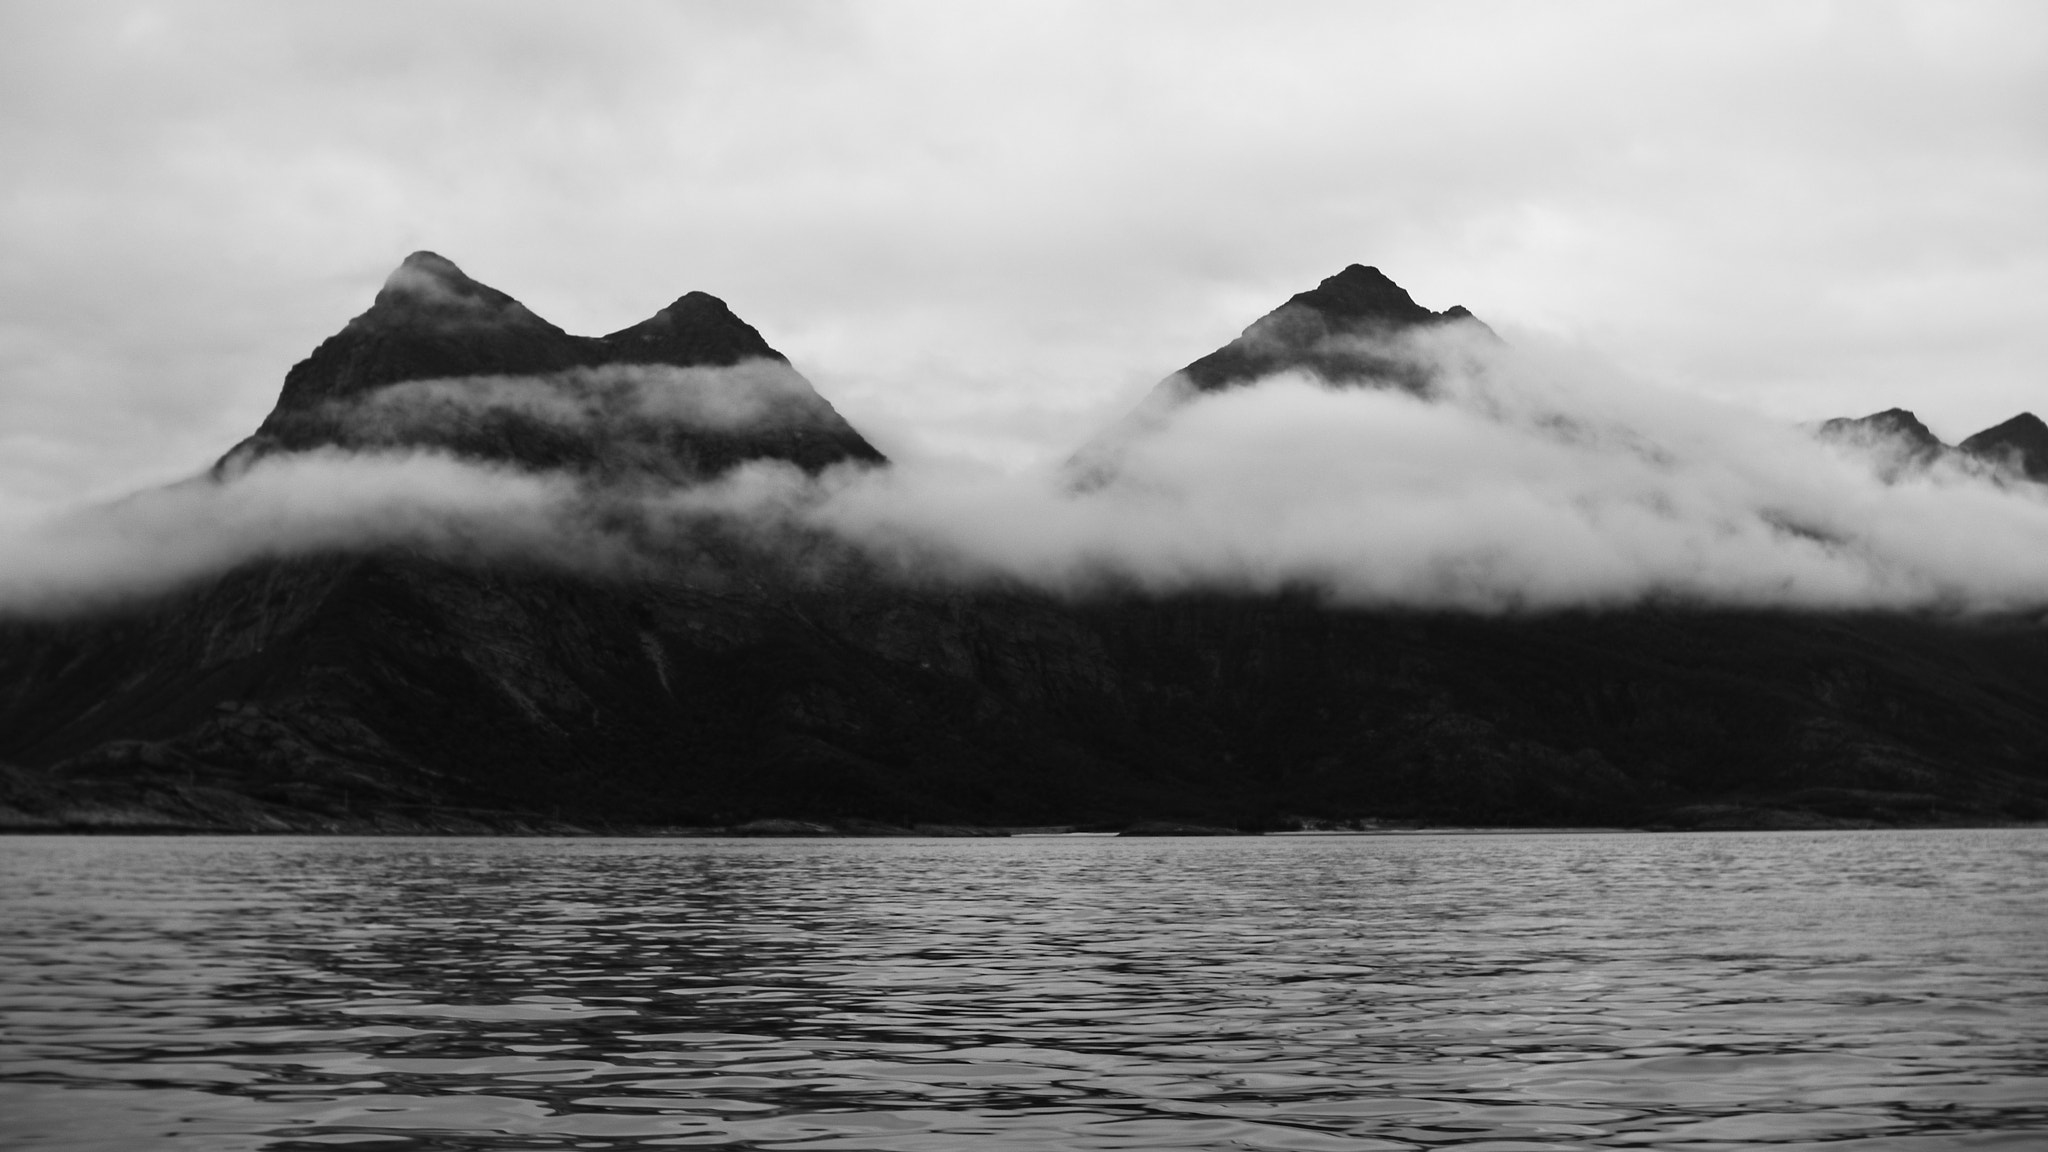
left=704, top=327, right=2048, bottom=610
left=0, top=452, right=611, bottom=615
left=7, top=328, right=2048, bottom=616
left=330, top=359, right=841, bottom=440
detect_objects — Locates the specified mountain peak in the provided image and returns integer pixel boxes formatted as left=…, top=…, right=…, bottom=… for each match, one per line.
left=1174, top=263, right=1484, bottom=394
left=1960, top=412, right=2048, bottom=481
left=1971, top=411, right=2048, bottom=438
left=599, top=290, right=784, bottom=368
left=1819, top=408, right=1942, bottom=448
left=360, top=251, right=540, bottom=329
left=1287, top=264, right=1435, bottom=327
left=396, top=249, right=465, bottom=277
left=1064, top=264, right=1489, bottom=486
left=237, top=251, right=885, bottom=477
left=647, top=291, right=750, bottom=332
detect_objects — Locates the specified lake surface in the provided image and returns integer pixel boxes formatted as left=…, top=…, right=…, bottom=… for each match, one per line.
left=2, top=831, right=2044, bottom=1151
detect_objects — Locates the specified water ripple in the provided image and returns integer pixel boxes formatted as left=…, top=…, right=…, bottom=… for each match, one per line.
left=2, top=831, right=2045, bottom=1149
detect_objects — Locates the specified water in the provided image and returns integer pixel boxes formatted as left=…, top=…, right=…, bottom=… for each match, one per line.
left=1, top=832, right=2044, bottom=1151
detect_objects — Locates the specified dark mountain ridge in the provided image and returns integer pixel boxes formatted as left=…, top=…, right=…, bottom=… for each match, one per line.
left=4, top=258, right=2047, bottom=834
left=1819, top=406, right=2048, bottom=482
left=1177, top=263, right=1485, bottom=395
left=1960, top=413, right=2048, bottom=481
left=1067, top=264, right=1490, bottom=485
left=1818, top=408, right=1945, bottom=452
left=221, top=251, right=885, bottom=480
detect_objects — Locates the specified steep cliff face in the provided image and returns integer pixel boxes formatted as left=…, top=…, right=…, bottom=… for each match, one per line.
left=4, top=260, right=2047, bottom=833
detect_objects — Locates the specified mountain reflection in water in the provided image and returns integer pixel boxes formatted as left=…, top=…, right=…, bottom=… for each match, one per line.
left=2, top=831, right=2044, bottom=1151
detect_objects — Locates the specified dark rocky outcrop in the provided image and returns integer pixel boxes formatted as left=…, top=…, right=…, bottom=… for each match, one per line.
left=1817, top=407, right=2048, bottom=486
left=1816, top=407, right=1954, bottom=481
left=1818, top=407, right=1946, bottom=455
left=1175, top=263, right=1486, bottom=395
left=1960, top=413, right=2048, bottom=481
left=4, top=259, right=2047, bottom=834
left=1068, top=264, right=1488, bottom=485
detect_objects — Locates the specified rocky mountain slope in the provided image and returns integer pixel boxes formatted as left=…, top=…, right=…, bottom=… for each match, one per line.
left=1820, top=406, right=2048, bottom=481
left=1066, top=264, right=1487, bottom=483
left=1961, top=413, right=2048, bottom=481
left=4, top=259, right=2046, bottom=834
left=218, top=252, right=884, bottom=480
left=1172, top=263, right=1485, bottom=395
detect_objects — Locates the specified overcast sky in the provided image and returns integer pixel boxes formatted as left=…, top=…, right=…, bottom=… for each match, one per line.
left=2, top=0, right=2043, bottom=518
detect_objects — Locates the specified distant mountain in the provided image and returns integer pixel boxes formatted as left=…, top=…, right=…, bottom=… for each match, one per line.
left=1817, top=406, right=2048, bottom=484
left=1818, top=407, right=1945, bottom=453
left=1816, top=408, right=1952, bottom=478
left=1960, top=413, right=2048, bottom=481
left=219, top=252, right=884, bottom=480
left=1176, top=263, right=1486, bottom=395
left=4, top=259, right=2047, bottom=835
left=1069, top=265, right=1486, bottom=484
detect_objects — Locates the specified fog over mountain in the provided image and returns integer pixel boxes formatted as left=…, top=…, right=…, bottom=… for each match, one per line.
left=6, top=253, right=2047, bottom=835
left=774, top=327, right=2048, bottom=610
left=4, top=258, right=2046, bottom=617
left=5, top=3, right=2043, bottom=534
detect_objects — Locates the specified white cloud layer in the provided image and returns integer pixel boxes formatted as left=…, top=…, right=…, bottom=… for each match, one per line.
left=1, top=2, right=2044, bottom=516
left=9, top=332, right=2048, bottom=617
left=0, top=453, right=598, bottom=615
left=333, top=360, right=843, bottom=440
left=747, top=331, right=2048, bottom=610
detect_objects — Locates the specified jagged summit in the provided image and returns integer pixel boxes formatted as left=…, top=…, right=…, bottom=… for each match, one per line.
left=1283, top=264, right=1442, bottom=329
left=1961, top=412, right=2048, bottom=481
left=1813, top=408, right=1950, bottom=480
left=272, top=254, right=582, bottom=412
left=229, top=252, right=885, bottom=477
left=1066, top=264, right=1487, bottom=483
left=1178, top=264, right=1484, bottom=394
left=1818, top=408, right=1944, bottom=451
left=1812, top=408, right=2048, bottom=486
left=378, top=250, right=494, bottom=302
left=354, top=251, right=554, bottom=333
left=599, top=290, right=784, bottom=367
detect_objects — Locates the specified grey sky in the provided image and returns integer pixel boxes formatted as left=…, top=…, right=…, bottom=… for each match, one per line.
left=2, top=0, right=2043, bottom=518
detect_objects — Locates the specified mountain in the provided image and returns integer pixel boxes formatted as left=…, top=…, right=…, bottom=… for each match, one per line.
left=1817, top=407, right=1946, bottom=455
left=1068, top=264, right=1486, bottom=484
left=1175, top=263, right=1485, bottom=395
left=1960, top=413, right=2048, bottom=481
left=1816, top=407, right=1953, bottom=479
left=219, top=251, right=885, bottom=480
left=4, top=260, right=2048, bottom=834
left=1815, top=407, right=2048, bottom=486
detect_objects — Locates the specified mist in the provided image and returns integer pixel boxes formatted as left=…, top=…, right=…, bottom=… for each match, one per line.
left=0, top=452, right=612, bottom=616
left=7, top=328, right=2048, bottom=618
left=328, top=360, right=843, bottom=442
left=711, top=327, right=2048, bottom=611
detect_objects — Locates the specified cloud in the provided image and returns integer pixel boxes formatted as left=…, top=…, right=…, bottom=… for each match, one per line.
left=0, top=359, right=863, bottom=616
left=0, top=451, right=605, bottom=616
left=2, top=2, right=2044, bottom=520
left=751, top=328, right=2048, bottom=610
left=328, top=359, right=846, bottom=441
left=8, top=327, right=2048, bottom=618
